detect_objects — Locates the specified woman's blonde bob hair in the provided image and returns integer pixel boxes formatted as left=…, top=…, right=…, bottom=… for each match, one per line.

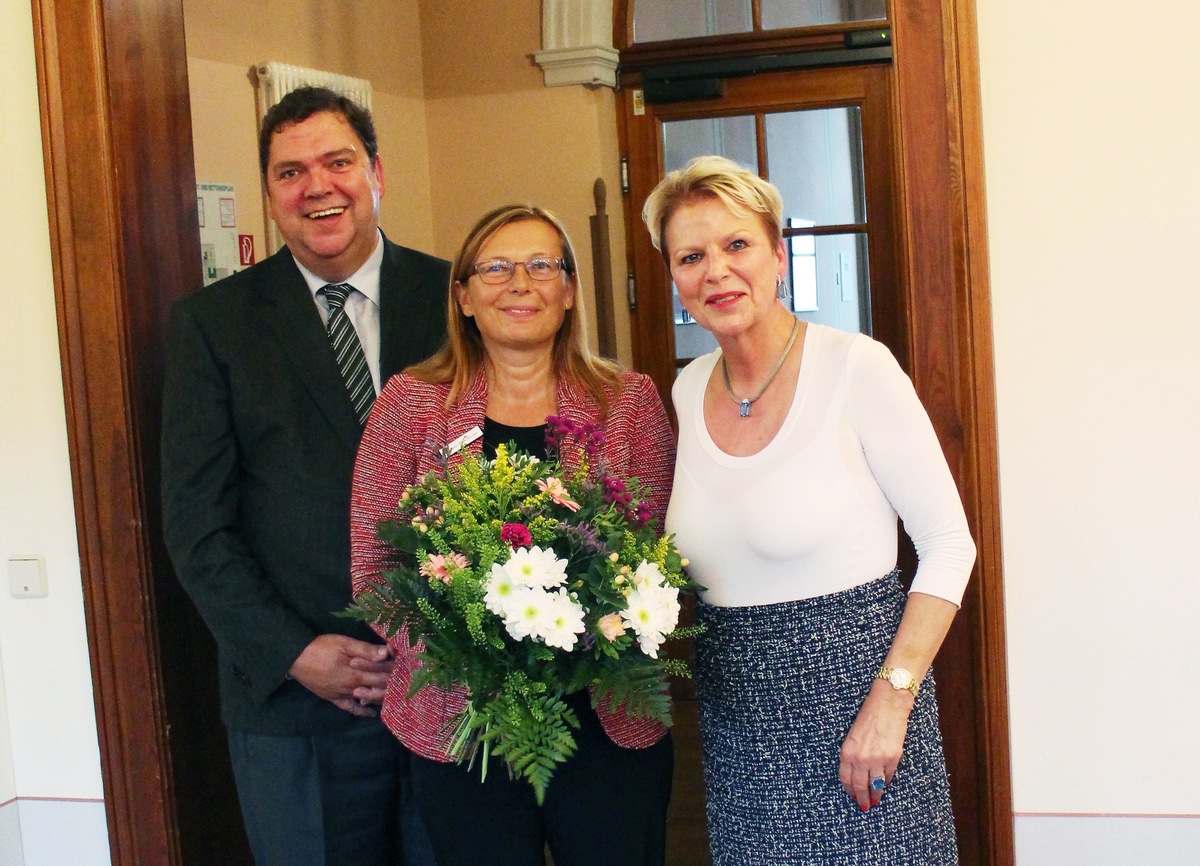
left=641, top=155, right=784, bottom=260
left=406, top=204, right=622, bottom=411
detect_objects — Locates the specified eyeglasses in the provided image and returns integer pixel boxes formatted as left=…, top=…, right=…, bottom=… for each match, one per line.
left=472, top=257, right=570, bottom=285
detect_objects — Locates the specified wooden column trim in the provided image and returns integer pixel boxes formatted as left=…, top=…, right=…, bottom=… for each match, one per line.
left=952, top=0, right=1016, bottom=861
left=892, top=1, right=1014, bottom=863
left=30, top=0, right=198, bottom=862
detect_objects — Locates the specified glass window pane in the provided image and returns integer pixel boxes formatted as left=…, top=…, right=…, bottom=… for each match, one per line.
left=675, top=316, right=721, bottom=365
left=783, top=232, right=870, bottom=334
left=765, top=107, right=865, bottom=226
left=634, top=0, right=752, bottom=44
left=787, top=219, right=818, bottom=312
left=663, top=115, right=758, bottom=175
left=761, top=0, right=886, bottom=29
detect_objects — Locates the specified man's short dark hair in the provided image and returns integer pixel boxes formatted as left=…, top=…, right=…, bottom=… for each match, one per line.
left=258, top=86, right=378, bottom=176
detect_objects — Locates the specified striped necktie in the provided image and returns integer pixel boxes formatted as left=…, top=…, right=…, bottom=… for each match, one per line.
left=320, top=283, right=375, bottom=425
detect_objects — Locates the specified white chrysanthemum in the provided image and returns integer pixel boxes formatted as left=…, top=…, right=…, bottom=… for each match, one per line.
left=502, top=586, right=554, bottom=642
left=540, top=589, right=586, bottom=651
left=483, top=564, right=517, bottom=617
left=500, top=545, right=569, bottom=590
left=620, top=581, right=681, bottom=658
left=632, top=559, right=666, bottom=588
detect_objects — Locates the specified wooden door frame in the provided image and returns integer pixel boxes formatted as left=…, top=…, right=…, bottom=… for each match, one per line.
left=893, top=3, right=1014, bottom=860
left=29, top=0, right=1008, bottom=862
left=31, top=0, right=196, bottom=860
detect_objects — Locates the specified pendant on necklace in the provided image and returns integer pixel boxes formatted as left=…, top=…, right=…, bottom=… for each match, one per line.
left=721, top=317, right=801, bottom=420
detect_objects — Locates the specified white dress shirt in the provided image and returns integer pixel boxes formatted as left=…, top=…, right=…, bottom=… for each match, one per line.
left=294, top=230, right=385, bottom=394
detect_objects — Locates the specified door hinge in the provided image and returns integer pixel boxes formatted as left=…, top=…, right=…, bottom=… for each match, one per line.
left=626, top=272, right=637, bottom=310
left=620, top=157, right=630, bottom=195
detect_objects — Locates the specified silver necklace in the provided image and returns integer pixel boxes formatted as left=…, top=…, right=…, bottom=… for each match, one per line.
left=720, top=317, right=799, bottom=418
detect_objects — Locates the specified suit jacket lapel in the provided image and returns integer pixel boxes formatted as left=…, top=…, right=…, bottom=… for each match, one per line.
left=255, top=249, right=364, bottom=452
left=379, top=234, right=444, bottom=380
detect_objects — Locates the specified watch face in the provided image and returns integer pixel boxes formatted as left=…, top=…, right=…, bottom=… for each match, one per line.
left=888, top=668, right=913, bottom=690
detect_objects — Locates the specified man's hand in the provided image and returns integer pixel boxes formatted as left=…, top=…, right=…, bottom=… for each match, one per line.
left=287, top=634, right=394, bottom=717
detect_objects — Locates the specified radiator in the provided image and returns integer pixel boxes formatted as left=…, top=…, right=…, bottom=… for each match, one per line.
left=254, top=61, right=373, bottom=118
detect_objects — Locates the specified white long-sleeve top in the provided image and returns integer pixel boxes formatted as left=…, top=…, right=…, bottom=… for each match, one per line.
left=666, top=323, right=975, bottom=608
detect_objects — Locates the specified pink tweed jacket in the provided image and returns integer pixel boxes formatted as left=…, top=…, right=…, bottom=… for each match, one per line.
left=350, top=366, right=676, bottom=761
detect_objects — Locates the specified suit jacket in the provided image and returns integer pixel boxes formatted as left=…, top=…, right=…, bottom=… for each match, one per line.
left=349, top=368, right=677, bottom=759
left=162, top=234, right=450, bottom=735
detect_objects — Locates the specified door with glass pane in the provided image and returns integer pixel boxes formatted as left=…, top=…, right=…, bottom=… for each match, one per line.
left=621, top=63, right=903, bottom=400
left=619, top=61, right=902, bottom=865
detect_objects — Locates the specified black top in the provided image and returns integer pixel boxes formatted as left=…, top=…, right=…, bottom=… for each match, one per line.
left=482, top=418, right=548, bottom=461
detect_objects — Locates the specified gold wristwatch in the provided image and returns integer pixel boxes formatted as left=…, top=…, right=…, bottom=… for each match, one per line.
left=876, top=666, right=920, bottom=697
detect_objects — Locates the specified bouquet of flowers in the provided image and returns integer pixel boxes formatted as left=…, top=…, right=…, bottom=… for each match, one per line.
left=346, top=415, right=702, bottom=804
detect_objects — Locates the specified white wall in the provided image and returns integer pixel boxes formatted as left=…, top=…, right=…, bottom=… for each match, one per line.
left=0, top=644, right=18, bottom=858
left=976, top=0, right=1200, bottom=860
left=0, top=0, right=110, bottom=863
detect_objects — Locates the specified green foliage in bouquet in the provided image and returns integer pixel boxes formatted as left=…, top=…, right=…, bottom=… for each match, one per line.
left=346, top=416, right=704, bottom=804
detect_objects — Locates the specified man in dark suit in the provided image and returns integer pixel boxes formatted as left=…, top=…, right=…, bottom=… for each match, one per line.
left=162, top=87, right=446, bottom=865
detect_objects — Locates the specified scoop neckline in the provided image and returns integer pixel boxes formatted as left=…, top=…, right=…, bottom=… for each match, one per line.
left=694, top=321, right=819, bottom=466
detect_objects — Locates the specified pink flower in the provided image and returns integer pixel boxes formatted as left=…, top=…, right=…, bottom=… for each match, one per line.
left=501, top=523, right=533, bottom=548
left=420, top=552, right=470, bottom=584
left=598, top=613, right=626, bottom=641
left=536, top=477, right=581, bottom=512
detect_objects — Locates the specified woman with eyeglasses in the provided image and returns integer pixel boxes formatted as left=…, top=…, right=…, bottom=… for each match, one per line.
left=349, top=204, right=675, bottom=866
left=642, top=156, right=975, bottom=864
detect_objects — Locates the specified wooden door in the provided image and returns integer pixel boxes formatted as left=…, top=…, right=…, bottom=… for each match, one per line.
left=616, top=53, right=1006, bottom=865
left=621, top=62, right=906, bottom=866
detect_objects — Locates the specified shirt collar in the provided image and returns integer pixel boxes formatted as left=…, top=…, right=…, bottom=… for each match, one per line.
left=294, top=229, right=384, bottom=306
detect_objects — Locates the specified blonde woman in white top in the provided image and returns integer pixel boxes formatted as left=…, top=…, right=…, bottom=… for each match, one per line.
left=643, top=156, right=975, bottom=865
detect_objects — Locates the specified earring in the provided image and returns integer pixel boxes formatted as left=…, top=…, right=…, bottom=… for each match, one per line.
left=776, top=275, right=786, bottom=298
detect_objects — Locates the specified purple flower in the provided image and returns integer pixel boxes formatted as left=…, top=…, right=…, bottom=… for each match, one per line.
left=556, top=521, right=606, bottom=555
left=545, top=414, right=605, bottom=459
left=601, top=476, right=627, bottom=504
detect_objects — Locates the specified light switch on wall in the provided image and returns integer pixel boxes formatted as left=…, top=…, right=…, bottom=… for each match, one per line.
left=8, top=556, right=48, bottom=598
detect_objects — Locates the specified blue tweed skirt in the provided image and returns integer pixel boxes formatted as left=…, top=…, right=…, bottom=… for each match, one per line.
left=694, top=571, right=958, bottom=865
